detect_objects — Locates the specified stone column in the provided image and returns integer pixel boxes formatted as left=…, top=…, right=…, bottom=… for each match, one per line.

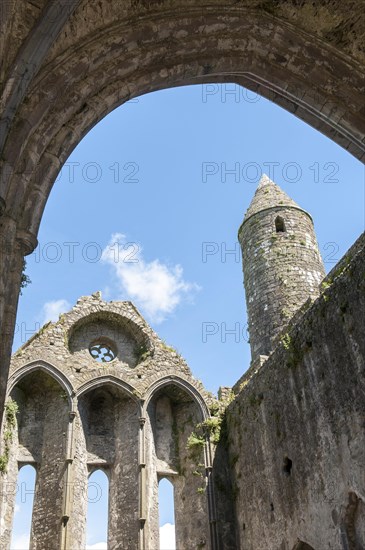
left=143, top=413, right=159, bottom=550
left=30, top=393, right=69, bottom=549
left=204, top=438, right=219, bottom=550
left=108, top=398, right=140, bottom=549
left=65, top=406, right=88, bottom=550
left=61, top=402, right=88, bottom=550
left=0, top=396, right=20, bottom=549
left=173, top=402, right=210, bottom=550
left=0, top=212, right=37, bottom=424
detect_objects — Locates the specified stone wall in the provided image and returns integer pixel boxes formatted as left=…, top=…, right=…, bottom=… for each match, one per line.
left=146, top=388, right=210, bottom=550
left=0, top=371, right=70, bottom=549
left=0, top=295, right=217, bottom=549
left=0, top=237, right=364, bottom=548
left=1, top=0, right=365, bottom=437
left=223, top=232, right=365, bottom=549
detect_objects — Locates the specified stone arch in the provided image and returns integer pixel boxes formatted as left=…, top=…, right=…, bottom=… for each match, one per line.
left=76, top=374, right=141, bottom=412
left=1, top=0, right=364, bottom=427
left=142, top=375, right=210, bottom=421
left=87, top=463, right=111, bottom=479
left=8, top=367, right=72, bottom=461
left=68, top=310, right=153, bottom=368
left=74, top=379, right=142, bottom=548
left=0, top=5, right=364, bottom=236
left=7, top=360, right=74, bottom=409
left=143, top=377, right=213, bottom=549
left=0, top=368, right=71, bottom=549
left=68, top=310, right=153, bottom=344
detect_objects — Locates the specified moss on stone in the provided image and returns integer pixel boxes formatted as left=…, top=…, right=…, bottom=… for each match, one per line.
left=0, top=398, right=19, bottom=475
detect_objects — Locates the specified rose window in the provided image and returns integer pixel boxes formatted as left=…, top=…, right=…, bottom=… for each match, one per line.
left=89, top=340, right=116, bottom=363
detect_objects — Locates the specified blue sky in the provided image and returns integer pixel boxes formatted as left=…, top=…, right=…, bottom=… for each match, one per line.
left=11, top=83, right=364, bottom=548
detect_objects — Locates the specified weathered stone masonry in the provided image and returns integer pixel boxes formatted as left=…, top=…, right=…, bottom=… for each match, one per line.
left=224, top=231, right=365, bottom=549
left=1, top=181, right=364, bottom=549
left=1, top=0, right=365, bottom=425
left=238, top=174, right=325, bottom=362
left=1, top=3, right=365, bottom=545
left=0, top=297, right=219, bottom=549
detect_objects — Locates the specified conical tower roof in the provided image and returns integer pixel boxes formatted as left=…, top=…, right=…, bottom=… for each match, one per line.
left=242, top=174, right=310, bottom=223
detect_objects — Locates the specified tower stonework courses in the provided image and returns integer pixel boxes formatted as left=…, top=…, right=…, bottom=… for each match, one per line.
left=238, top=174, right=325, bottom=362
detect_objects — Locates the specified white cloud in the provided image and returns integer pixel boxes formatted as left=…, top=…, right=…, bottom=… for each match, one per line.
left=41, top=299, right=71, bottom=324
left=101, top=233, right=200, bottom=323
left=14, top=503, right=20, bottom=515
left=160, top=523, right=176, bottom=550
left=10, top=532, right=30, bottom=549
left=86, top=544, right=107, bottom=550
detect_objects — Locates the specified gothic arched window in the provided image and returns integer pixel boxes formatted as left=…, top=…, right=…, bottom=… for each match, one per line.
left=86, top=469, right=109, bottom=547
left=158, top=477, right=176, bottom=550
left=10, top=464, right=36, bottom=550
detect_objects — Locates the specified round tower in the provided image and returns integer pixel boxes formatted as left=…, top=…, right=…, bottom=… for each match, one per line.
left=238, top=174, right=325, bottom=362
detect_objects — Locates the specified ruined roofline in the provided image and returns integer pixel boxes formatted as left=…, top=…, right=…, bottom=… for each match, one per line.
left=14, top=321, right=53, bottom=355
left=13, top=292, right=154, bottom=357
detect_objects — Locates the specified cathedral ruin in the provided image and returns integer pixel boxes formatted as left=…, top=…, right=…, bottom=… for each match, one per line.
left=0, top=176, right=364, bottom=549
left=1, top=1, right=364, bottom=548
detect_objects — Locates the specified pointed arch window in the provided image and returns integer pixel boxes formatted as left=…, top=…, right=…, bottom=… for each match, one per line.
left=86, top=469, right=109, bottom=548
left=275, top=216, right=286, bottom=233
left=158, top=477, right=176, bottom=550
left=10, top=464, right=36, bottom=550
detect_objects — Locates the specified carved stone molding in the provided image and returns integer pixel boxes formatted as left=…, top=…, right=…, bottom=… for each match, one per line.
left=16, top=228, right=38, bottom=255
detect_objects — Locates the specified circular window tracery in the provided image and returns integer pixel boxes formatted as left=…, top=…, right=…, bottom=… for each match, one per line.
left=89, top=340, right=116, bottom=363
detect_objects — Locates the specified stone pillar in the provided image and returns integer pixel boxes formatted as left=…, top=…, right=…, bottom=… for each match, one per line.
left=139, top=415, right=159, bottom=550
left=30, top=392, right=69, bottom=549
left=108, top=398, right=140, bottom=549
left=0, top=213, right=37, bottom=424
left=173, top=402, right=210, bottom=550
left=143, top=412, right=160, bottom=550
left=65, top=406, right=88, bottom=550
left=61, top=402, right=88, bottom=550
left=145, top=391, right=213, bottom=550
left=0, top=395, right=20, bottom=549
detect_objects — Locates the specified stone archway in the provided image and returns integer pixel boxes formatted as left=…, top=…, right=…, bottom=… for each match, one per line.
left=0, top=369, right=72, bottom=549
left=144, top=379, right=214, bottom=550
left=0, top=0, right=364, bottom=422
left=77, top=383, right=141, bottom=549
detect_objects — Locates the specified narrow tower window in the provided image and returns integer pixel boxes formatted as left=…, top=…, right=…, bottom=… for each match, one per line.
left=10, top=464, right=36, bottom=550
left=86, top=469, right=109, bottom=548
left=283, top=456, right=293, bottom=476
left=275, top=216, right=286, bottom=233
left=158, top=478, right=176, bottom=550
